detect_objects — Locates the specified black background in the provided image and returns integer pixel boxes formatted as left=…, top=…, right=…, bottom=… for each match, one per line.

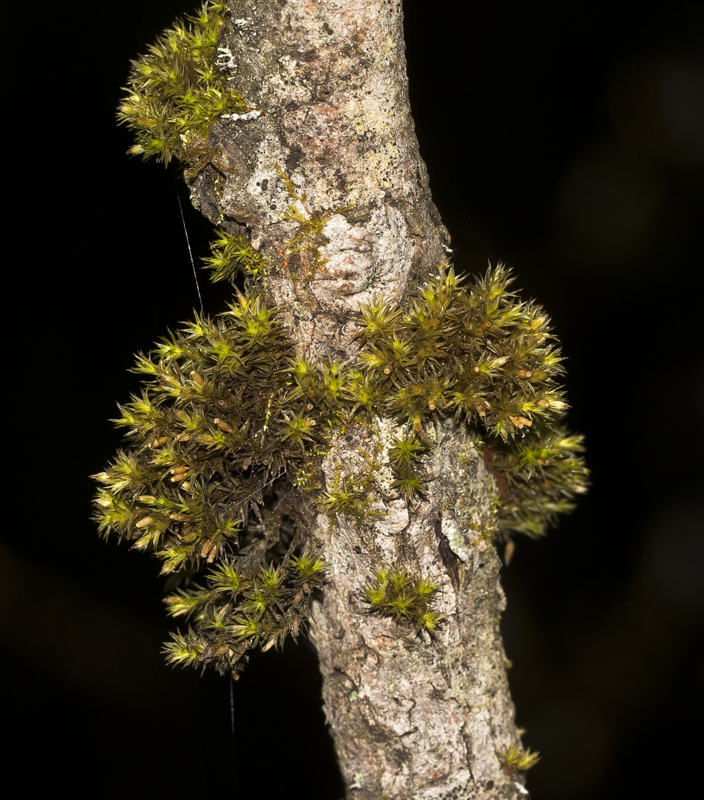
left=2, top=2, right=702, bottom=797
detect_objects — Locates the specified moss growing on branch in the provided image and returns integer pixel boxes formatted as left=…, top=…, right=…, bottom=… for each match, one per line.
left=94, top=263, right=587, bottom=674
left=498, top=743, right=541, bottom=773
left=364, top=568, right=443, bottom=633
left=98, top=1, right=588, bottom=677
left=117, top=2, right=249, bottom=168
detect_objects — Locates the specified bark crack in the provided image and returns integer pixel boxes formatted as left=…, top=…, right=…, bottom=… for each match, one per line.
left=435, top=515, right=462, bottom=593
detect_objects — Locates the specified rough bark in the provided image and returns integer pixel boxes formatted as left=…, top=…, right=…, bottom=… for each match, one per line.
left=309, top=419, right=523, bottom=799
left=189, top=1, right=527, bottom=797
left=194, top=0, right=449, bottom=358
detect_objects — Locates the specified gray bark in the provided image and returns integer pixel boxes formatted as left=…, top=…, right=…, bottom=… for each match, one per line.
left=191, top=1, right=527, bottom=797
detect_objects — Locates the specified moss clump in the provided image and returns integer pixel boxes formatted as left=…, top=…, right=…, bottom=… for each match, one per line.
left=364, top=569, right=443, bottom=633
left=358, top=263, right=565, bottom=441
left=94, top=262, right=587, bottom=674
left=498, top=743, right=541, bottom=773
left=320, top=442, right=385, bottom=525
left=166, top=555, right=326, bottom=669
left=117, top=1, right=249, bottom=168
left=203, top=227, right=269, bottom=283
left=93, top=293, right=328, bottom=674
left=353, top=263, right=589, bottom=538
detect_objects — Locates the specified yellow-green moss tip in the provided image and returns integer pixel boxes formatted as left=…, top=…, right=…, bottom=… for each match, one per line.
left=498, top=743, right=541, bottom=773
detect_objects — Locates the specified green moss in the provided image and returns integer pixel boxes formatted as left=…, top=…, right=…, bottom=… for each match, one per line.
left=94, top=263, right=587, bottom=673
left=354, top=262, right=589, bottom=537
left=364, top=568, right=443, bottom=633
left=99, top=3, right=588, bottom=675
left=117, top=1, right=248, bottom=169
left=498, top=743, right=541, bottom=773
left=320, top=438, right=387, bottom=525
left=276, top=166, right=352, bottom=278
left=203, top=227, right=269, bottom=283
